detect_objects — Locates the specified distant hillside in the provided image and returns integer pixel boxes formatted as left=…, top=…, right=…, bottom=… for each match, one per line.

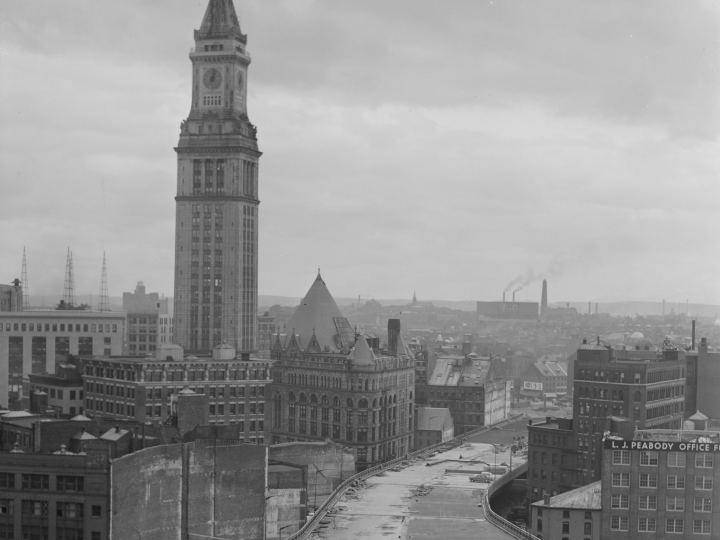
left=27, top=294, right=718, bottom=319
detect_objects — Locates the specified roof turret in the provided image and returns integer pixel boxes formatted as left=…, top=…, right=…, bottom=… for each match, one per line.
left=351, top=335, right=376, bottom=365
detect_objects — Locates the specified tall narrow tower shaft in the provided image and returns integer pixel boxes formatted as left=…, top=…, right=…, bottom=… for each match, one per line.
left=63, top=248, right=76, bottom=306
left=173, top=0, right=260, bottom=352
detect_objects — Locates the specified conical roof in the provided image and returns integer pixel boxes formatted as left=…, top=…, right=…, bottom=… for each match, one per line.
left=197, top=0, right=244, bottom=41
left=688, top=410, right=709, bottom=421
left=351, top=335, right=376, bottom=365
left=285, top=272, right=351, bottom=353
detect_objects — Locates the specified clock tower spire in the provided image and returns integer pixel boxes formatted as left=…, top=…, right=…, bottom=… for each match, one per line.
left=173, top=0, right=260, bottom=352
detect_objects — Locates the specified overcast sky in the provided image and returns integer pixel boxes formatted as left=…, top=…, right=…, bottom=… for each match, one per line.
left=1, top=0, right=719, bottom=306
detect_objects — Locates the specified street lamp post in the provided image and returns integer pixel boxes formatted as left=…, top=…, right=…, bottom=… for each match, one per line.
left=313, top=467, right=332, bottom=511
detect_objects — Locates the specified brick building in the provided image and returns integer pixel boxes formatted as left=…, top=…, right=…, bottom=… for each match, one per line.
left=81, top=344, right=273, bottom=443
left=416, top=355, right=511, bottom=435
left=122, top=281, right=171, bottom=354
left=28, top=359, right=84, bottom=416
left=526, top=340, right=688, bottom=503
left=685, top=337, right=720, bottom=421
left=268, top=273, right=416, bottom=470
left=529, top=480, right=601, bottom=540
left=0, top=311, right=126, bottom=409
left=415, top=407, right=454, bottom=450
left=600, top=430, right=720, bottom=538
left=0, top=446, right=110, bottom=540
left=519, top=359, right=568, bottom=399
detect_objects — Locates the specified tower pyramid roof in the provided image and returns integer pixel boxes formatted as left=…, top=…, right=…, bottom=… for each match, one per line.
left=197, top=0, right=245, bottom=41
left=285, top=272, right=352, bottom=353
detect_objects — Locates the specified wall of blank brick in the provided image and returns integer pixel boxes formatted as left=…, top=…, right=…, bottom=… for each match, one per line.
left=111, top=441, right=266, bottom=540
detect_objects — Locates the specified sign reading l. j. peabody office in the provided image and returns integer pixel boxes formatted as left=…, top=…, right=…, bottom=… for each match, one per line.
left=604, top=438, right=720, bottom=453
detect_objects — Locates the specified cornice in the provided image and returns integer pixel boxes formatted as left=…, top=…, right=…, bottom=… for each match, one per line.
left=175, top=195, right=260, bottom=204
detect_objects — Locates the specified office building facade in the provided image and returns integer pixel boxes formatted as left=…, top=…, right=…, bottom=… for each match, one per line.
left=0, top=312, right=125, bottom=409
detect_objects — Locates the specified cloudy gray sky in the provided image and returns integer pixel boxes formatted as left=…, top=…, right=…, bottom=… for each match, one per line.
left=1, top=0, right=719, bottom=306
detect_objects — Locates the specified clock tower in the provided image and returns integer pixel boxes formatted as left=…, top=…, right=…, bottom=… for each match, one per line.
left=173, top=0, right=260, bottom=352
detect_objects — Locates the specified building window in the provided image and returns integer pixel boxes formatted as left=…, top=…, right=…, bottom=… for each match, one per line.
left=0, top=473, right=14, bottom=489
left=91, top=505, right=102, bottom=519
left=612, top=450, right=630, bottom=465
left=638, top=517, right=656, bottom=532
left=610, top=516, right=628, bottom=531
left=695, top=476, right=713, bottom=490
left=695, top=454, right=714, bottom=468
left=665, top=519, right=683, bottom=533
left=666, top=496, right=684, bottom=511
left=694, top=498, right=712, bottom=512
left=693, top=520, right=711, bottom=535
left=638, top=495, right=657, bottom=510
left=57, top=476, right=84, bottom=492
left=639, top=473, right=657, bottom=488
left=21, top=474, right=49, bottom=490
left=583, top=522, right=592, bottom=535
left=21, top=500, right=48, bottom=516
left=536, top=519, right=542, bottom=532
left=611, top=494, right=629, bottom=509
left=562, top=522, right=569, bottom=534
left=640, top=451, right=658, bottom=466
left=0, top=499, right=13, bottom=515
left=667, top=475, right=685, bottom=489
left=667, top=452, right=686, bottom=467
left=56, top=502, right=84, bottom=518
left=611, top=472, right=630, bottom=487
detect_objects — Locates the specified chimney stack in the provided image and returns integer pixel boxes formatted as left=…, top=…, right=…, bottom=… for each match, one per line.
left=388, top=319, right=401, bottom=357
left=588, top=301, right=591, bottom=314
left=540, top=279, right=547, bottom=316
left=503, top=291, right=506, bottom=303
left=512, top=291, right=516, bottom=302
left=692, top=320, right=696, bottom=350
left=543, top=494, right=551, bottom=505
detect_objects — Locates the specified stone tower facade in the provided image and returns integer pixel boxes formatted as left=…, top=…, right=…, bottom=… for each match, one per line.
left=173, top=0, right=260, bottom=352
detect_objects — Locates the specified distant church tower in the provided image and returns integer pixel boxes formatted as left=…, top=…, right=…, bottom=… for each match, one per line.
left=173, top=0, right=260, bottom=351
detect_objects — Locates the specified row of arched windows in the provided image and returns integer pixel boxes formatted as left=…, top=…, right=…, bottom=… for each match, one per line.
left=284, top=392, right=412, bottom=409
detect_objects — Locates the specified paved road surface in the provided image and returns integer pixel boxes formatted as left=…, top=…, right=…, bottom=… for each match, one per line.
left=317, top=441, right=526, bottom=540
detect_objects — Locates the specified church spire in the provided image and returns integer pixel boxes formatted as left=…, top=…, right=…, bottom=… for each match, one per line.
left=197, top=0, right=245, bottom=42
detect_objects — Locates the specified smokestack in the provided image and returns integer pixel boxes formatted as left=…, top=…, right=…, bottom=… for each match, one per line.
left=662, top=299, right=665, bottom=317
left=595, top=302, right=598, bottom=315
left=692, top=320, right=696, bottom=350
left=512, top=291, right=516, bottom=302
left=388, top=319, right=401, bottom=357
left=503, top=291, right=505, bottom=303
left=588, top=301, right=591, bottom=314
left=541, top=279, right=547, bottom=316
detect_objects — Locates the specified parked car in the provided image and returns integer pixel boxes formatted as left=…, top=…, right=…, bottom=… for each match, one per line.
left=469, top=473, right=495, bottom=482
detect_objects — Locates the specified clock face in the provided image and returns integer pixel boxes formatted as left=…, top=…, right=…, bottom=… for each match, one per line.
left=203, top=68, right=222, bottom=90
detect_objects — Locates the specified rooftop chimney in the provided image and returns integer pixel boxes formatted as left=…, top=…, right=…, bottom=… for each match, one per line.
left=543, top=494, right=551, bottom=505
left=692, top=320, right=696, bottom=350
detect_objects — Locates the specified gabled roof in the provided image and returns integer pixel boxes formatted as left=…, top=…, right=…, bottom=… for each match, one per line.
left=532, top=480, right=601, bottom=510
left=284, top=272, right=352, bottom=353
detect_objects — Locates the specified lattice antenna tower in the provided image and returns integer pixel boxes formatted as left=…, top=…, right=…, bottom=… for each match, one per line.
left=21, top=247, right=29, bottom=309
left=99, top=252, right=109, bottom=312
left=62, top=248, right=76, bottom=306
